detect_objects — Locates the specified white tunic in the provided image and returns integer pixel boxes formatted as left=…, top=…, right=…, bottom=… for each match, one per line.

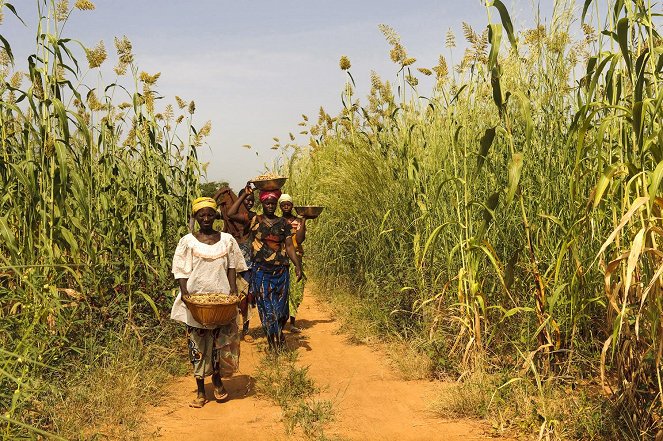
left=170, top=233, right=248, bottom=329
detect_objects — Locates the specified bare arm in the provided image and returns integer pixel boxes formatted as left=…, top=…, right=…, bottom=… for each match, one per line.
left=177, top=278, right=189, bottom=296
left=285, top=236, right=303, bottom=281
left=227, top=182, right=253, bottom=223
left=295, top=217, right=306, bottom=245
left=228, top=268, right=237, bottom=294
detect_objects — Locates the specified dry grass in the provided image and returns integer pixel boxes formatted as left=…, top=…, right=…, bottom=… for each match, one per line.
left=432, top=370, right=620, bottom=440
left=43, top=337, right=187, bottom=440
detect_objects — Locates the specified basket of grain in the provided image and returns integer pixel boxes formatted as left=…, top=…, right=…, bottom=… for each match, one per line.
left=251, top=172, right=287, bottom=191
left=182, top=293, right=240, bottom=327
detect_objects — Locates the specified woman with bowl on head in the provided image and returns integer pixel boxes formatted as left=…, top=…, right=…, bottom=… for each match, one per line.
left=170, top=197, right=248, bottom=408
left=229, top=183, right=303, bottom=350
left=278, top=194, right=307, bottom=333
left=226, top=186, right=258, bottom=341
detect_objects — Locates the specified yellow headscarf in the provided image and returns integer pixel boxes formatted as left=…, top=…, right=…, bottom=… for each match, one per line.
left=191, top=197, right=217, bottom=214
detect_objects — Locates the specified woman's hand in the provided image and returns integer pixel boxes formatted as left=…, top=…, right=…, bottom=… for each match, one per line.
left=244, top=182, right=253, bottom=195
left=295, top=266, right=304, bottom=282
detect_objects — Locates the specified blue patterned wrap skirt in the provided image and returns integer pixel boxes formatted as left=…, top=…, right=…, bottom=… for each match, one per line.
left=250, top=262, right=289, bottom=337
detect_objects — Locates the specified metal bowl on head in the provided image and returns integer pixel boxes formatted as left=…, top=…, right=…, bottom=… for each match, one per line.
left=294, top=206, right=324, bottom=219
left=251, top=177, right=287, bottom=191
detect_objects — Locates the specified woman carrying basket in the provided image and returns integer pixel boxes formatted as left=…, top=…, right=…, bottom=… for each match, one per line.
left=229, top=184, right=303, bottom=350
left=170, top=197, right=248, bottom=408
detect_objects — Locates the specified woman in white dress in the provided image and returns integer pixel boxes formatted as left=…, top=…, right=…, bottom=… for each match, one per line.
left=170, top=197, right=248, bottom=407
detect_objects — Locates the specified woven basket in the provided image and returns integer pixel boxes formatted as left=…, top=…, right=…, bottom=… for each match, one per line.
left=182, top=293, right=240, bottom=327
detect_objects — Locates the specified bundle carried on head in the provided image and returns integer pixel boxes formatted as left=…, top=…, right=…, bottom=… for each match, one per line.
left=251, top=172, right=287, bottom=191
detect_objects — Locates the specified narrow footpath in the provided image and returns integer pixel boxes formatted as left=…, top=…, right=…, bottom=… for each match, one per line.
left=142, top=288, right=512, bottom=440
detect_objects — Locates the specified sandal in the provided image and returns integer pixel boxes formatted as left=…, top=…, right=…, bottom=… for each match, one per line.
left=214, top=385, right=229, bottom=401
left=289, top=325, right=302, bottom=334
left=189, top=396, right=207, bottom=408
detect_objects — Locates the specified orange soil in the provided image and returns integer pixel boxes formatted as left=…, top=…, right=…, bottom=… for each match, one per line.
left=142, top=289, right=513, bottom=441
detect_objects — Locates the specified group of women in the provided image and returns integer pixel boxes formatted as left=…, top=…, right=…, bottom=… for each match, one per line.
left=169, top=182, right=308, bottom=408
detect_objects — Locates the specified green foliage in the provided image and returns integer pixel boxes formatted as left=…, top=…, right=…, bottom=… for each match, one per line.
left=280, top=1, right=662, bottom=438
left=0, top=1, right=207, bottom=438
left=199, top=180, right=229, bottom=198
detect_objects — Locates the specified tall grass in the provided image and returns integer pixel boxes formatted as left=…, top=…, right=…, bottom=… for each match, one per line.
left=281, top=0, right=661, bottom=438
left=0, top=1, right=207, bottom=437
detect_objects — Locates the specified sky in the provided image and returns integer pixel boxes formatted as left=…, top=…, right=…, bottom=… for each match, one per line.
left=3, top=0, right=559, bottom=190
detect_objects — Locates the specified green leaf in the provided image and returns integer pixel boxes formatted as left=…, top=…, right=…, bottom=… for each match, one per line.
left=616, top=17, right=632, bottom=77
left=0, top=215, right=18, bottom=254
left=648, top=160, right=663, bottom=206
left=490, top=67, right=503, bottom=115
left=136, top=290, right=160, bottom=318
left=581, top=0, right=595, bottom=22
left=487, top=24, right=502, bottom=71
left=489, top=0, right=516, bottom=50
left=506, top=152, right=523, bottom=205
left=478, top=127, right=496, bottom=170
left=59, top=226, right=78, bottom=252
left=593, top=164, right=627, bottom=209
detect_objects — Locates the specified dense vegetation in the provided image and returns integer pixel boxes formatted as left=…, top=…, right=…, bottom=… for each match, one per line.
left=0, top=1, right=208, bottom=437
left=282, top=0, right=662, bottom=438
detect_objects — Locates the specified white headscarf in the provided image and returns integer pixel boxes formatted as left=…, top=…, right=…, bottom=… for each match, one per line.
left=278, top=193, right=293, bottom=204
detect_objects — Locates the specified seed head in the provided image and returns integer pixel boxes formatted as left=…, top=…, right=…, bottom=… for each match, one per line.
left=390, top=43, right=407, bottom=64
left=370, top=71, right=382, bottom=90
left=176, top=114, right=184, bottom=123
left=406, top=75, right=418, bottom=86
left=87, top=90, right=104, bottom=111
left=175, top=96, right=187, bottom=109
left=289, top=132, right=295, bottom=141
left=301, top=114, right=308, bottom=122
left=445, top=28, right=456, bottom=48
left=417, top=67, right=432, bottom=76
left=9, top=71, right=22, bottom=88
left=118, top=101, right=131, bottom=109
left=114, top=36, right=134, bottom=64
left=114, top=62, right=127, bottom=76
left=74, top=0, right=96, bottom=10
left=188, top=100, right=195, bottom=114
left=0, top=49, right=10, bottom=67
left=433, top=55, right=448, bottom=79
left=402, top=57, right=416, bottom=66
left=524, top=25, right=546, bottom=46
left=139, top=71, right=161, bottom=85
left=199, top=120, right=212, bottom=137
left=164, top=104, right=174, bottom=122
left=85, top=41, right=107, bottom=69
left=581, top=23, right=597, bottom=43
left=55, top=0, right=69, bottom=21
left=339, top=55, right=351, bottom=70
left=378, top=24, right=401, bottom=46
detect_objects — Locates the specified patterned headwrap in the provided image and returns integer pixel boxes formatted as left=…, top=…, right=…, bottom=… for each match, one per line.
left=259, top=189, right=282, bottom=202
left=278, top=194, right=293, bottom=204
left=191, top=197, right=217, bottom=214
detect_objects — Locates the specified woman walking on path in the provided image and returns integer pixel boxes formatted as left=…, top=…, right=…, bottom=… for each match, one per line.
left=225, top=187, right=258, bottom=341
left=278, top=194, right=307, bottom=333
left=229, top=184, right=303, bottom=350
left=170, top=197, right=248, bottom=408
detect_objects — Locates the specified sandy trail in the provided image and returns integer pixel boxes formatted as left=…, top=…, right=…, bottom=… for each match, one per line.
left=143, top=289, right=510, bottom=440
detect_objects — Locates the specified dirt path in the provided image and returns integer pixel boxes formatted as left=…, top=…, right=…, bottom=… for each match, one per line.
left=143, top=289, right=510, bottom=440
